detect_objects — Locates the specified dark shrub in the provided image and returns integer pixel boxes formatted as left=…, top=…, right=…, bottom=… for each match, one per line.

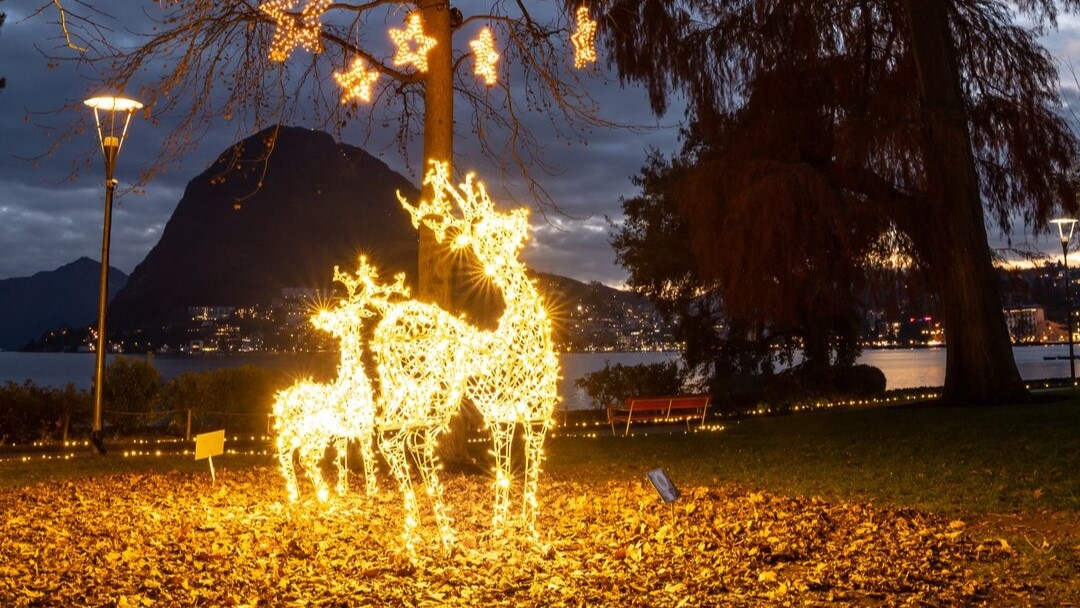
left=833, top=364, right=887, bottom=397
left=575, top=361, right=687, bottom=409
left=763, top=363, right=887, bottom=410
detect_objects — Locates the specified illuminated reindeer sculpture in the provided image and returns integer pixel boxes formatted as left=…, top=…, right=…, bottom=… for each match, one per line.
left=370, top=255, right=481, bottom=551
left=273, top=257, right=407, bottom=502
left=399, top=161, right=560, bottom=534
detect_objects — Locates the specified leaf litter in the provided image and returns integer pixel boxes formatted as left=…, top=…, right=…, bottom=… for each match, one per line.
left=0, top=467, right=1049, bottom=606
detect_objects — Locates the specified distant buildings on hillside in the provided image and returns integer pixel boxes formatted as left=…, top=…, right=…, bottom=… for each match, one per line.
left=27, top=260, right=1080, bottom=354
left=177, top=286, right=678, bottom=354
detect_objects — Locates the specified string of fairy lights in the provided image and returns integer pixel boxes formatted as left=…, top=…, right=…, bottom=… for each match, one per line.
left=570, top=6, right=598, bottom=69
left=259, top=1, right=598, bottom=101
left=273, top=257, right=406, bottom=502
left=469, top=27, right=499, bottom=86
left=3, top=390, right=961, bottom=466
left=333, top=59, right=381, bottom=103
left=389, top=12, right=439, bottom=72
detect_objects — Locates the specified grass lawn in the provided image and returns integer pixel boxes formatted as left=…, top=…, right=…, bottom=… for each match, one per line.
left=549, top=395, right=1080, bottom=515
left=1, top=394, right=1078, bottom=605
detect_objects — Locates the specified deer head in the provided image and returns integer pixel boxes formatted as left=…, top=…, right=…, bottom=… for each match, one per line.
left=397, top=160, right=530, bottom=276
left=313, top=256, right=409, bottom=336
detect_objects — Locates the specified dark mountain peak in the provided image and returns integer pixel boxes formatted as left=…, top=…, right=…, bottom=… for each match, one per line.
left=47, top=256, right=100, bottom=276
left=109, top=126, right=421, bottom=330
left=0, top=260, right=127, bottom=350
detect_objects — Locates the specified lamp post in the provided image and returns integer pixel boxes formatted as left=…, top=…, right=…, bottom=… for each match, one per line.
left=1052, top=218, right=1078, bottom=382
left=84, top=95, right=143, bottom=454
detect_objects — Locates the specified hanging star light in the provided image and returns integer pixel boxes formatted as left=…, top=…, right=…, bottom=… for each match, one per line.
left=389, top=12, right=438, bottom=72
left=260, top=0, right=332, bottom=62
left=571, top=5, right=597, bottom=69
left=470, top=27, right=499, bottom=86
left=334, top=57, right=382, bottom=103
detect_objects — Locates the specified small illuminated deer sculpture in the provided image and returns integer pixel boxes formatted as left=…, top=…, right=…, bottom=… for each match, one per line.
left=399, top=161, right=560, bottom=534
left=273, top=257, right=406, bottom=503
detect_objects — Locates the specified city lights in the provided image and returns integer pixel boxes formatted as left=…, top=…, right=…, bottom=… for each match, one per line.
left=389, top=13, right=438, bottom=72
left=260, top=0, right=332, bottom=61
left=470, top=27, right=499, bottom=86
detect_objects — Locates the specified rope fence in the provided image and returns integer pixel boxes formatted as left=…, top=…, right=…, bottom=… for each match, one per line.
left=99, top=408, right=274, bottom=440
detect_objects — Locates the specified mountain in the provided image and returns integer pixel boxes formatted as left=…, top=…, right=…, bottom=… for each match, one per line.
left=109, top=125, right=420, bottom=330
left=0, top=258, right=127, bottom=350
left=96, top=124, right=664, bottom=351
left=531, top=272, right=671, bottom=349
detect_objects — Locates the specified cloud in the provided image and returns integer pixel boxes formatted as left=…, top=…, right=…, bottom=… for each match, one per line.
left=0, top=3, right=686, bottom=288
left=3, top=2, right=1070, bottom=290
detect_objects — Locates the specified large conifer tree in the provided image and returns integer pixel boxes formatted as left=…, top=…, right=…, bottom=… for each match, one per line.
left=596, top=0, right=1079, bottom=404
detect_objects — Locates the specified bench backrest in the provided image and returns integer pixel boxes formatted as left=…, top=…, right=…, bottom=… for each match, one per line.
left=627, top=395, right=710, bottom=414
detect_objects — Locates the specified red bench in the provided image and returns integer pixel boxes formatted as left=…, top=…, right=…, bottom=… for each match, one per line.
left=606, top=395, right=712, bottom=436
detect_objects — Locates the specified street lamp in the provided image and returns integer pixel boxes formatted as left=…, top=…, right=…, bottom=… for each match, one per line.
left=84, top=95, right=143, bottom=454
left=1052, top=217, right=1078, bottom=382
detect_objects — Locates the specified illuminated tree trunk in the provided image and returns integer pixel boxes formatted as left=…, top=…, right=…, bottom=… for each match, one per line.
left=901, top=0, right=1027, bottom=404
left=419, top=0, right=453, bottom=308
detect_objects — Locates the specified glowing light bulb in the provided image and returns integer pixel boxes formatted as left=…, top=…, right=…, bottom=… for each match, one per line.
left=571, top=5, right=597, bottom=69
left=334, top=57, right=381, bottom=103
left=389, top=13, right=438, bottom=72
left=470, top=27, right=499, bottom=86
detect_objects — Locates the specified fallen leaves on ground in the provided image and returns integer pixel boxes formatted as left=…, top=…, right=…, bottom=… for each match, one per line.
left=0, top=467, right=1037, bottom=606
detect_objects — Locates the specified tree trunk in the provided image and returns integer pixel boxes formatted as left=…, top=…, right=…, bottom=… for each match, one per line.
left=418, top=0, right=454, bottom=308
left=901, top=0, right=1027, bottom=404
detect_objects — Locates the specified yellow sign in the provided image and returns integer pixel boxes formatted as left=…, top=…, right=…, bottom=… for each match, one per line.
left=194, top=429, right=225, bottom=460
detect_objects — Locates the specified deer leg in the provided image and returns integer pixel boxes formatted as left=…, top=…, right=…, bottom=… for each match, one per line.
left=298, top=437, right=332, bottom=503
left=521, top=420, right=549, bottom=533
left=357, top=425, right=378, bottom=497
left=407, top=427, right=455, bottom=550
left=379, top=428, right=420, bottom=552
left=333, top=437, right=349, bottom=497
left=488, top=420, right=515, bottom=531
left=277, top=438, right=301, bottom=503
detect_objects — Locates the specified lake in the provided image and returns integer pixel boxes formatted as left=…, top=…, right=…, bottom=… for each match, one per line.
left=0, top=345, right=1074, bottom=410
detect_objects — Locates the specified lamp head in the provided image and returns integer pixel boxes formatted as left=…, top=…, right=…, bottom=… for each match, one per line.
left=84, top=95, right=143, bottom=179
left=1052, top=218, right=1078, bottom=247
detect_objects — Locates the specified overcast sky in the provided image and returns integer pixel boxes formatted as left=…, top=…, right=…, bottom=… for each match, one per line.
left=1, top=4, right=1078, bottom=288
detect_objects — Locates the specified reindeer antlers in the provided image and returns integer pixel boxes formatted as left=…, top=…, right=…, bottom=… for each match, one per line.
left=396, top=160, right=496, bottom=244
left=331, top=256, right=410, bottom=315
